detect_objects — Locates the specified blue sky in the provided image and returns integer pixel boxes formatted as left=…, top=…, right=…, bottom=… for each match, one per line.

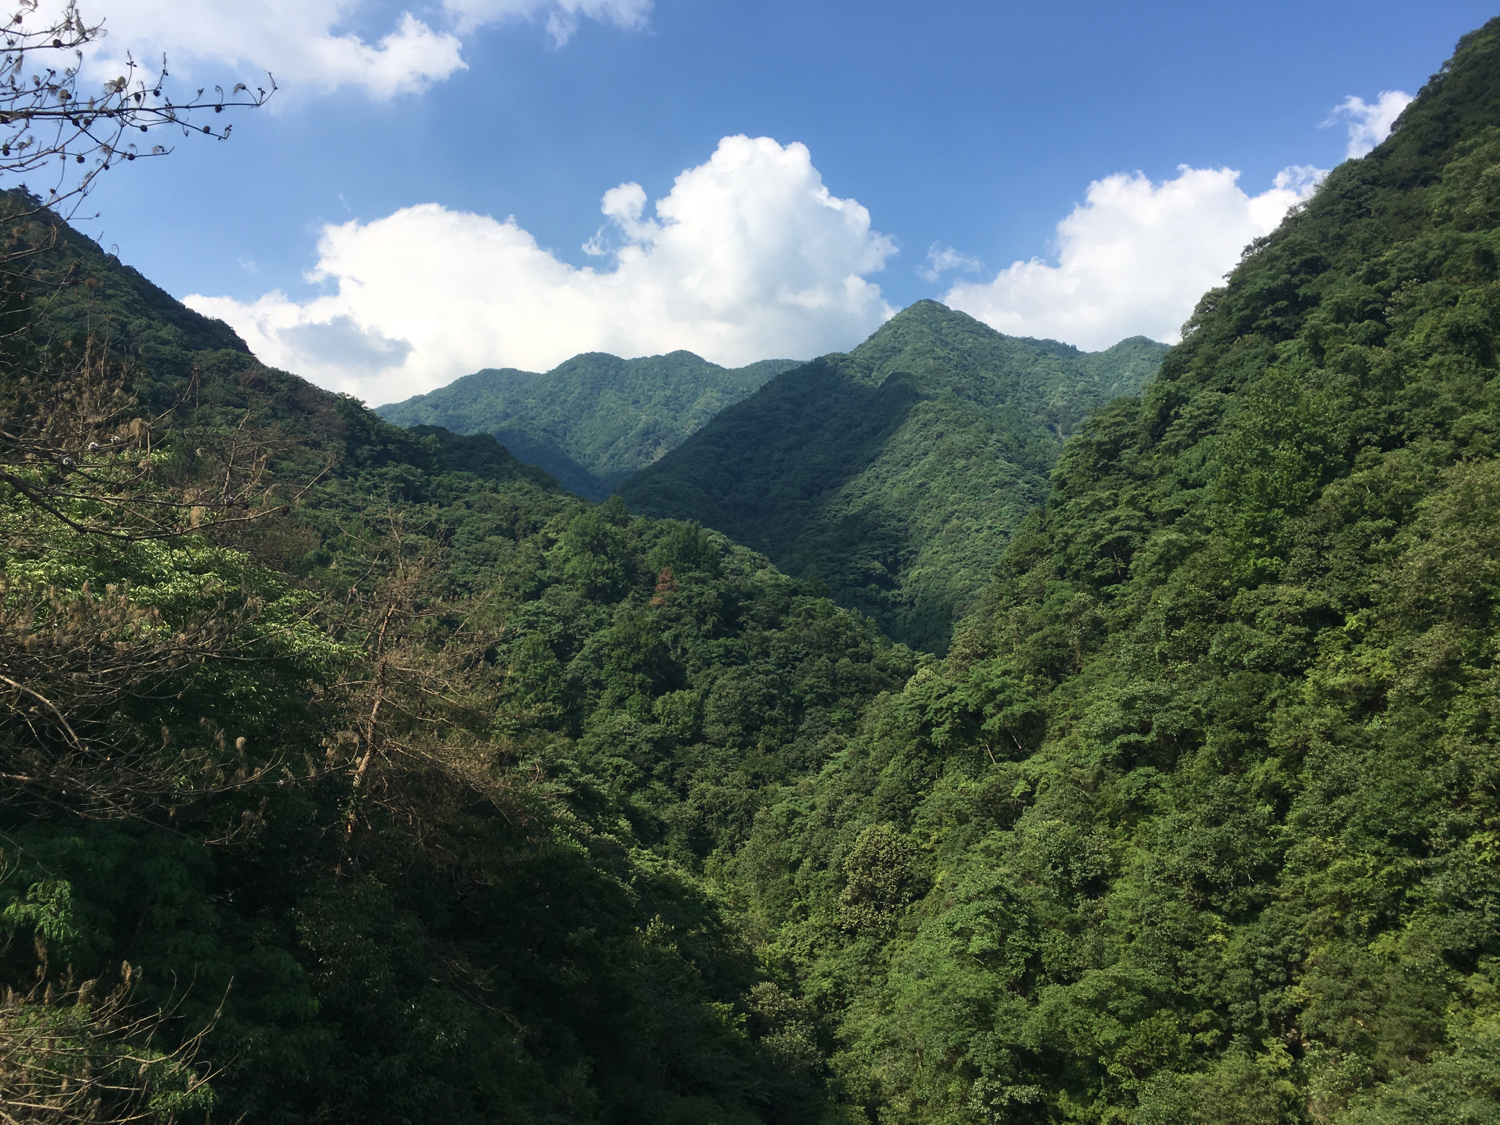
left=65, top=0, right=1498, bottom=402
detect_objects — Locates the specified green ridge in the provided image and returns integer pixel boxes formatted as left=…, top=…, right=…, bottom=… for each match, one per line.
left=729, top=17, right=1500, bottom=1123
left=376, top=351, right=800, bottom=500
left=619, top=303, right=1168, bottom=651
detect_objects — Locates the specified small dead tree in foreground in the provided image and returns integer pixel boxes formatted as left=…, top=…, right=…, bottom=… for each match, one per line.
left=0, top=961, right=220, bottom=1124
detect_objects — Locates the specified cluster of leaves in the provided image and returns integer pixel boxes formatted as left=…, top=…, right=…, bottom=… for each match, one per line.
left=483, top=495, right=917, bottom=870
left=621, top=307, right=1167, bottom=652
left=722, top=18, right=1500, bottom=1124
left=377, top=351, right=800, bottom=501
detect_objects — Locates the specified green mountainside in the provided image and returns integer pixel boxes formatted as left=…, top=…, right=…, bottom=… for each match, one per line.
left=723, top=17, right=1500, bottom=1123
left=3, top=14, right=1500, bottom=1125
left=376, top=351, right=799, bottom=500
left=619, top=306, right=1168, bottom=651
left=0, top=210, right=919, bottom=1123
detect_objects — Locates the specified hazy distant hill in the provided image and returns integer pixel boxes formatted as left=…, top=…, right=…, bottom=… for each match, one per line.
left=376, top=351, right=799, bottom=499
left=619, top=302, right=1169, bottom=650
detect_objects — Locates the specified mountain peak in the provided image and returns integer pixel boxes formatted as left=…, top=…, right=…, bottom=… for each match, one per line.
left=879, top=298, right=978, bottom=331
left=377, top=351, right=800, bottom=500
left=620, top=302, right=1168, bottom=650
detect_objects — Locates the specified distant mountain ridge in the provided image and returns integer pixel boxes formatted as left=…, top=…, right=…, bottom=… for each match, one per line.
left=376, top=351, right=799, bottom=499
left=7, top=15, right=1500, bottom=1122
left=619, top=303, right=1169, bottom=650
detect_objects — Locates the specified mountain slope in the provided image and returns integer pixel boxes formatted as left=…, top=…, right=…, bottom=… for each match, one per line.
left=0, top=197, right=922, bottom=1124
left=619, top=303, right=1168, bottom=651
left=7, top=202, right=563, bottom=521
left=733, top=17, right=1500, bottom=1124
left=376, top=351, right=799, bottom=500
left=10, top=11, right=1500, bottom=1121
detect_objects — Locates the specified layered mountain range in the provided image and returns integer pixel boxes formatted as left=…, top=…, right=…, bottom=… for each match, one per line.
left=620, top=308, right=1167, bottom=649
left=3, top=16, right=1500, bottom=1125
left=384, top=307, right=1167, bottom=650
left=377, top=352, right=799, bottom=500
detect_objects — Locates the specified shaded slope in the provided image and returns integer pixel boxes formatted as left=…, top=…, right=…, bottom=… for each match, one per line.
left=5, top=198, right=570, bottom=598
left=619, top=302, right=1167, bottom=651
left=377, top=350, right=799, bottom=499
left=733, top=18, right=1500, bottom=1124
left=0, top=202, right=918, bottom=1123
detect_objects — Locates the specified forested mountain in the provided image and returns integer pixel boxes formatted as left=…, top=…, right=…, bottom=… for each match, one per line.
left=376, top=351, right=799, bottom=500
left=721, top=17, right=1500, bottom=1123
left=619, top=307, right=1168, bottom=651
left=4, top=13, right=1500, bottom=1125
left=0, top=205, right=915, bottom=1123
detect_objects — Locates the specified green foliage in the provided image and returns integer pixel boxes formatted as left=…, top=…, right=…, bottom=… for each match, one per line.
left=9, top=16, right=1500, bottom=1124
left=722, top=17, right=1500, bottom=1124
left=620, top=305, right=1167, bottom=651
left=376, top=351, right=800, bottom=500
left=0, top=215, right=910, bottom=1123
left=488, top=501, right=918, bottom=867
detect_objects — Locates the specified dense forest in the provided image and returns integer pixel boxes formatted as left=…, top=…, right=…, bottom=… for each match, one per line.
left=377, top=352, right=799, bottom=501
left=619, top=312, right=1167, bottom=651
left=0, top=201, right=916, bottom=1123
left=2, top=13, right=1500, bottom=1125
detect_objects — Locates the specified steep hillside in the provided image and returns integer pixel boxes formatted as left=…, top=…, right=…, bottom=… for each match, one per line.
left=729, top=17, right=1500, bottom=1124
left=376, top=351, right=799, bottom=499
left=5, top=203, right=562, bottom=520
left=0, top=205, right=920, bottom=1124
left=619, top=304, right=1167, bottom=651
left=7, top=12, right=1500, bottom=1124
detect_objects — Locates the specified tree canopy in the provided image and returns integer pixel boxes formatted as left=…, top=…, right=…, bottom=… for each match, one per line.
left=3, top=13, right=1500, bottom=1125
left=620, top=305, right=1167, bottom=651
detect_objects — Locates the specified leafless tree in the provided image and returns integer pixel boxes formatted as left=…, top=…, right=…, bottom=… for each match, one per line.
left=0, top=563, right=289, bottom=832
left=0, top=962, right=221, bottom=1124
left=0, top=336, right=290, bottom=541
left=319, top=509, right=555, bottom=871
left=0, top=0, right=273, bottom=229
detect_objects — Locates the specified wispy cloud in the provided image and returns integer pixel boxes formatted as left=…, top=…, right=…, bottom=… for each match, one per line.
left=187, top=136, right=894, bottom=403
left=944, top=164, right=1325, bottom=351
left=917, top=244, right=983, bottom=283
left=1327, top=90, right=1413, bottom=159
left=443, top=0, right=652, bottom=44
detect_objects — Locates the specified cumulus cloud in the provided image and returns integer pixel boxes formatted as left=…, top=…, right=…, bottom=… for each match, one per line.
left=56, top=0, right=650, bottom=99
left=917, top=244, right=983, bottom=283
left=186, top=136, right=895, bottom=404
left=1328, top=91, right=1414, bottom=159
left=942, top=164, right=1325, bottom=351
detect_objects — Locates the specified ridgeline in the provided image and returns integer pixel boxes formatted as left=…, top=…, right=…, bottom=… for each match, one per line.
left=376, top=351, right=799, bottom=501
left=1, top=15, right=1499, bottom=1125
left=620, top=304, right=1166, bottom=651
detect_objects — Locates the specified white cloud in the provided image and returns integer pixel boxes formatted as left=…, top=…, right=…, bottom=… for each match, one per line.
left=917, top=244, right=983, bottom=283
left=55, top=0, right=650, bottom=99
left=942, top=164, right=1325, bottom=351
left=186, top=135, right=895, bottom=404
left=444, top=0, right=652, bottom=44
left=1328, top=91, right=1414, bottom=159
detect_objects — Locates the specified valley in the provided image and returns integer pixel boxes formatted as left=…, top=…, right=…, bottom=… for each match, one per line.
left=1, top=15, right=1499, bottom=1125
